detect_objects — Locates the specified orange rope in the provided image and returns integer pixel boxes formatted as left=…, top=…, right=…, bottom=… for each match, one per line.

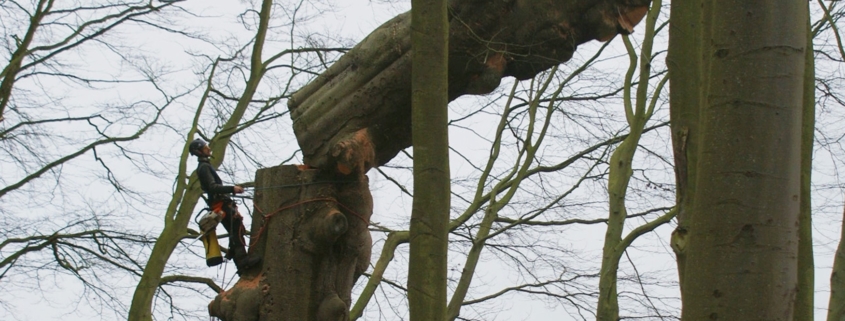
left=250, top=197, right=367, bottom=247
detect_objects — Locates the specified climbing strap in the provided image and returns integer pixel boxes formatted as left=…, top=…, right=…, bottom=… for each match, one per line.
left=250, top=197, right=367, bottom=247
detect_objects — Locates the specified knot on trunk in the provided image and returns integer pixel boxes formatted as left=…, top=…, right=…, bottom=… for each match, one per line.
left=209, top=165, right=373, bottom=320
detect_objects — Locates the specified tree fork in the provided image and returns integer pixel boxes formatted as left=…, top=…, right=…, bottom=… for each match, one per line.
left=208, top=165, right=373, bottom=321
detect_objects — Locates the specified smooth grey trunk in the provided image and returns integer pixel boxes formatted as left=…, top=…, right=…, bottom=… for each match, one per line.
left=680, top=1, right=808, bottom=320
left=407, top=0, right=450, bottom=320
left=795, top=12, right=815, bottom=321
left=666, top=0, right=704, bottom=296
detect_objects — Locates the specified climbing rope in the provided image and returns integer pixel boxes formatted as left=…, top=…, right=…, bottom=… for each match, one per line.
left=250, top=197, right=368, bottom=247
left=246, top=180, right=356, bottom=191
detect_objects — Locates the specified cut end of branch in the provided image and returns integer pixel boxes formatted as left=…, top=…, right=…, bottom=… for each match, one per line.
left=618, top=6, right=649, bottom=33
left=328, top=128, right=376, bottom=175
left=208, top=273, right=263, bottom=320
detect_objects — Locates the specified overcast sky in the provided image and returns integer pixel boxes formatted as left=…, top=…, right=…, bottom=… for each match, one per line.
left=3, top=1, right=845, bottom=320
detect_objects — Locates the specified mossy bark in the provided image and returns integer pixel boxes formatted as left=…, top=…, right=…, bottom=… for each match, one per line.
left=595, top=2, right=664, bottom=319
left=828, top=213, right=845, bottom=321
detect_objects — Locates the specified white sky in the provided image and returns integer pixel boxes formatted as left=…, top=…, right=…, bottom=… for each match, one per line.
left=2, top=1, right=844, bottom=320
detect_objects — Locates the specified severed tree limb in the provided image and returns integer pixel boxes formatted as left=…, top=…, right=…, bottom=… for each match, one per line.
left=288, top=0, right=652, bottom=174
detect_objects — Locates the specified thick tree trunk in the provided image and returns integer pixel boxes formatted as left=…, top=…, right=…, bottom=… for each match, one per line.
left=208, top=165, right=372, bottom=321
left=680, top=1, right=808, bottom=320
left=288, top=0, right=651, bottom=173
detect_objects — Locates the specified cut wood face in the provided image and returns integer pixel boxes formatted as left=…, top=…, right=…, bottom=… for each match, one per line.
left=288, top=0, right=653, bottom=174
left=331, top=128, right=376, bottom=175
left=618, top=6, right=649, bottom=33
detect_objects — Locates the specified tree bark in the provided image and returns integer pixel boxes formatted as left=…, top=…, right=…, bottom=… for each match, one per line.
left=287, top=0, right=651, bottom=173
left=680, top=1, right=808, bottom=320
left=208, top=165, right=373, bottom=321
left=794, top=12, right=815, bottom=321
left=596, top=2, right=663, bottom=318
left=666, top=0, right=704, bottom=297
left=828, top=208, right=845, bottom=321
left=407, top=0, right=450, bottom=320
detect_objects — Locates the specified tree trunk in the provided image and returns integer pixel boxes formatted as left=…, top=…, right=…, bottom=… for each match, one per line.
left=596, top=1, right=664, bottom=318
left=287, top=0, right=651, bottom=172
left=828, top=208, right=845, bottom=321
left=407, top=0, right=450, bottom=320
left=680, top=1, right=808, bottom=320
left=666, top=0, right=704, bottom=297
left=208, top=165, right=373, bottom=321
left=794, top=13, right=815, bottom=321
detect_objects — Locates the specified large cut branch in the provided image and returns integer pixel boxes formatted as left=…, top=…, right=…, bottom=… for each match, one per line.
left=288, top=0, right=650, bottom=173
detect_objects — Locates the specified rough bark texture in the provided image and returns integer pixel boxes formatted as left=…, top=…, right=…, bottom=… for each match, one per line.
left=288, top=0, right=651, bottom=173
left=208, top=165, right=373, bottom=321
left=407, top=0, right=451, bottom=320
left=680, top=1, right=807, bottom=320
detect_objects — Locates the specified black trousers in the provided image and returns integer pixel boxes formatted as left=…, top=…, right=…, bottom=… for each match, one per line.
left=212, top=199, right=247, bottom=249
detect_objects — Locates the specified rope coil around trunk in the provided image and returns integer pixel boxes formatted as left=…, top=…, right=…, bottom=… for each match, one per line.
left=250, top=197, right=367, bottom=247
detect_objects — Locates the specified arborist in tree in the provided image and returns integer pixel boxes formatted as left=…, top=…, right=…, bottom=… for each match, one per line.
left=189, top=138, right=261, bottom=275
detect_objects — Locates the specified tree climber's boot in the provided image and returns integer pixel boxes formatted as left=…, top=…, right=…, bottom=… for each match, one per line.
left=229, top=246, right=261, bottom=275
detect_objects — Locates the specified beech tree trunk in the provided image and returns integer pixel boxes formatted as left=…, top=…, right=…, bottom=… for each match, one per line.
left=666, top=0, right=705, bottom=296
left=795, top=13, right=815, bottom=321
left=680, top=1, right=808, bottom=320
left=288, top=0, right=651, bottom=173
left=407, top=0, right=450, bottom=320
left=208, top=165, right=372, bottom=321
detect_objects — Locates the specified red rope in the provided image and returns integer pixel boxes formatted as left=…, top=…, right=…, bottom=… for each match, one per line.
left=250, top=197, right=367, bottom=247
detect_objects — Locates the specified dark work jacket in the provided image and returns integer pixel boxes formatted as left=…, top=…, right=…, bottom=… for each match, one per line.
left=196, top=157, right=235, bottom=206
